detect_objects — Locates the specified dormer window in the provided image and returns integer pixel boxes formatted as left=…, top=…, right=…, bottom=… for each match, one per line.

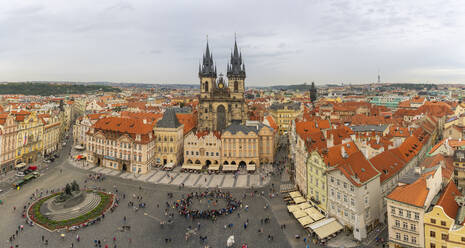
left=136, top=134, right=141, bottom=141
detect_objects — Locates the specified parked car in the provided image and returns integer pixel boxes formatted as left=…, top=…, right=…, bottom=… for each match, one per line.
left=43, top=159, right=52, bottom=163
left=15, top=171, right=25, bottom=177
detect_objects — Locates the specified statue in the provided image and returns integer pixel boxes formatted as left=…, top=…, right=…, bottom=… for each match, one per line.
left=71, top=180, right=80, bottom=192
left=65, top=183, right=72, bottom=195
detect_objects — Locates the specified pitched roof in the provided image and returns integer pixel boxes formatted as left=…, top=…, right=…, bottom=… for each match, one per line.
left=93, top=117, right=154, bottom=135
left=370, top=150, right=407, bottom=183
left=436, top=181, right=461, bottom=219
left=387, top=176, right=429, bottom=207
left=156, top=109, right=182, bottom=128
left=325, top=142, right=380, bottom=186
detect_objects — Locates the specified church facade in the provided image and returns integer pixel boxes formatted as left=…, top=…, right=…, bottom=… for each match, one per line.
left=197, top=38, right=248, bottom=131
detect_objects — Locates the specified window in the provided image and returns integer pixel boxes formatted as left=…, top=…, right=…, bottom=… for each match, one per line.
left=351, top=198, right=354, bottom=206
left=431, top=218, right=436, bottom=224
left=396, top=232, right=400, bottom=240
left=430, top=243, right=436, bottom=248
left=391, top=206, right=396, bottom=214
left=462, top=237, right=465, bottom=242
left=344, top=182, right=347, bottom=189
left=406, top=210, right=411, bottom=218
left=395, top=220, right=400, bottom=227
left=410, top=224, right=416, bottom=231
left=330, top=177, right=334, bottom=183
left=337, top=192, right=341, bottom=200
left=415, top=212, right=419, bottom=220
left=441, top=221, right=446, bottom=226
left=441, top=233, right=448, bottom=240
left=403, top=222, right=408, bottom=229
left=398, top=209, right=403, bottom=216
left=350, top=185, right=354, bottom=191
left=412, top=236, right=416, bottom=244
left=403, top=234, right=408, bottom=242
left=186, top=151, right=189, bottom=155
left=430, top=231, right=436, bottom=237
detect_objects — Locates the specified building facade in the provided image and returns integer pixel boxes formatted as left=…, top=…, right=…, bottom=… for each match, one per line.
left=86, top=117, right=155, bottom=174
left=15, top=112, right=43, bottom=165
left=269, top=102, right=302, bottom=135
left=153, top=109, right=184, bottom=167
left=0, top=114, right=17, bottom=173
left=197, top=39, right=248, bottom=131
left=183, top=130, right=221, bottom=168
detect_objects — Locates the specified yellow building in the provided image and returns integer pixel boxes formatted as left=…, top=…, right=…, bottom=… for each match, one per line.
left=153, top=109, right=184, bottom=167
left=307, top=150, right=328, bottom=211
left=424, top=181, right=465, bottom=248
left=15, top=111, right=44, bottom=165
left=269, top=102, right=302, bottom=135
left=42, top=114, right=61, bottom=156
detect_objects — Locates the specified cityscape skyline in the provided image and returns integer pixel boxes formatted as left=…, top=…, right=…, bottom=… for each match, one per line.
left=0, top=0, right=465, bottom=85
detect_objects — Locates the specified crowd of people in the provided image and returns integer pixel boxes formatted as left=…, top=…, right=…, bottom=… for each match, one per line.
left=175, top=190, right=241, bottom=220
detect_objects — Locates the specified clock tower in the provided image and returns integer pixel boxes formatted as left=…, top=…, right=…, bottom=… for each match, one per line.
left=197, top=36, right=248, bottom=131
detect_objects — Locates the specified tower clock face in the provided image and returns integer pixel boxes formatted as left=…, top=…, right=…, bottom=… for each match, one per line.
left=218, top=82, right=224, bottom=88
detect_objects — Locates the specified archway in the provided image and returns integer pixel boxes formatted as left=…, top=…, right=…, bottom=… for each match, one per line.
left=217, top=105, right=226, bottom=131
left=239, top=161, right=246, bottom=168
left=249, top=161, right=256, bottom=165
left=187, top=159, right=193, bottom=164
left=97, top=158, right=101, bottom=166
left=214, top=160, right=218, bottom=164
left=163, top=158, right=167, bottom=165
left=122, top=163, right=127, bottom=172
left=206, top=160, right=211, bottom=167
left=223, top=161, right=229, bottom=165
left=195, top=159, right=201, bottom=164
left=231, top=161, right=236, bottom=165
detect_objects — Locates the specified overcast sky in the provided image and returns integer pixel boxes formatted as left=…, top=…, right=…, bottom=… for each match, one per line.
left=0, top=0, right=465, bottom=86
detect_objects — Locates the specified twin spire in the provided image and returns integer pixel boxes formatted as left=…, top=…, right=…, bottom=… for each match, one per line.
left=198, top=35, right=246, bottom=79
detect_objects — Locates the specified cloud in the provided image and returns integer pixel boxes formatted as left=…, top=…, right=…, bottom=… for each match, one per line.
left=0, top=0, right=464, bottom=85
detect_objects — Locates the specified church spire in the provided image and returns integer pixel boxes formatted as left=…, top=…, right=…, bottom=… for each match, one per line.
left=199, top=38, right=217, bottom=78
left=227, top=34, right=246, bottom=79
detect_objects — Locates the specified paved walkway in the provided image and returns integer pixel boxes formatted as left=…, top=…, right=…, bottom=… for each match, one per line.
left=70, top=159, right=271, bottom=189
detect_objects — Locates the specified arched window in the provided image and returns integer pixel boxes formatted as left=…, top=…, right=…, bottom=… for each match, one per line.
left=234, top=81, right=238, bottom=92
left=204, top=81, right=209, bottom=92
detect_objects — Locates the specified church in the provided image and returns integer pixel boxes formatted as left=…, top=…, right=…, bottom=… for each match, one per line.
left=197, top=37, right=248, bottom=131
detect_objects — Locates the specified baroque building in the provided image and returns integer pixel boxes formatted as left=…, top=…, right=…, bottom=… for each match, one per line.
left=198, top=38, right=248, bottom=131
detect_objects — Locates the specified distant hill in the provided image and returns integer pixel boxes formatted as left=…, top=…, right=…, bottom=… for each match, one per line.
left=0, top=83, right=121, bottom=96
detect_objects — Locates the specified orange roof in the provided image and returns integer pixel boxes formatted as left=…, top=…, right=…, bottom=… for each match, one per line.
left=370, top=150, right=406, bottom=183
left=390, top=135, right=423, bottom=163
left=436, top=181, right=461, bottom=219
left=265, top=115, right=278, bottom=131
left=120, top=111, right=162, bottom=124
left=387, top=177, right=429, bottom=207
left=176, top=112, right=197, bottom=135
left=93, top=117, right=154, bottom=135
left=195, top=130, right=221, bottom=139
left=325, top=142, right=380, bottom=186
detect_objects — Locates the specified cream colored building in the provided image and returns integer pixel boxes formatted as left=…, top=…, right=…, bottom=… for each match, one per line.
left=386, top=166, right=442, bottom=248
left=0, top=114, right=17, bottom=173
left=183, top=130, right=221, bottom=169
left=43, top=118, right=61, bottom=156
left=153, top=109, right=184, bottom=167
left=307, top=150, right=328, bottom=211
left=221, top=121, right=274, bottom=171
left=86, top=116, right=155, bottom=174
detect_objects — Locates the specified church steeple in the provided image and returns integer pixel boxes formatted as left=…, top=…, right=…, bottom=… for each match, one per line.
left=227, top=35, right=246, bottom=79
left=199, top=39, right=217, bottom=78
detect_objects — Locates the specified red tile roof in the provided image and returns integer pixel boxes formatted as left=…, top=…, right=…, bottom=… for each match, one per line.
left=93, top=117, right=154, bottom=135
left=436, top=181, right=461, bottom=219
left=387, top=176, right=429, bottom=207
left=370, top=150, right=406, bottom=183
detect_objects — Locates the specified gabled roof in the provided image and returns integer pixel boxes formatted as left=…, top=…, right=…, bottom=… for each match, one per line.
left=436, top=181, right=461, bottom=219
left=156, top=109, right=182, bottom=128
left=325, top=142, right=380, bottom=186
left=370, top=150, right=406, bottom=183
left=387, top=176, right=429, bottom=207
left=93, top=117, right=154, bottom=135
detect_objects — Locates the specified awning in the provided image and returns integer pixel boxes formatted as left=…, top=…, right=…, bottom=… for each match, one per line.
left=293, top=196, right=306, bottom=204
left=305, top=207, right=325, bottom=222
left=293, top=210, right=306, bottom=219
left=287, top=204, right=300, bottom=213
left=15, top=163, right=26, bottom=169
left=289, top=191, right=302, bottom=198
left=28, top=166, right=37, bottom=171
left=297, top=202, right=312, bottom=210
left=246, top=164, right=256, bottom=171
left=182, top=164, right=203, bottom=170
left=309, top=218, right=343, bottom=240
left=74, top=145, right=85, bottom=150
left=297, top=216, right=315, bottom=227
left=208, top=164, right=221, bottom=171
left=222, top=164, right=238, bottom=171
left=163, top=163, right=175, bottom=169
